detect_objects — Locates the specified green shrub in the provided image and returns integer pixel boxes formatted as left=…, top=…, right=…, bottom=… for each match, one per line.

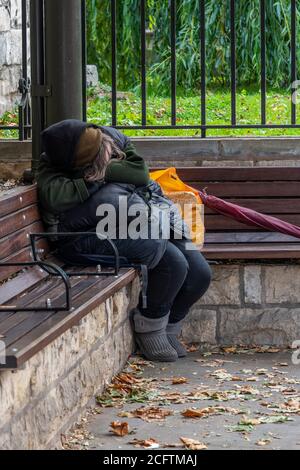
left=87, top=0, right=299, bottom=94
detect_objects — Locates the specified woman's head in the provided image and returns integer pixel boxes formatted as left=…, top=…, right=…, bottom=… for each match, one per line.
left=74, top=126, right=125, bottom=182
left=84, top=133, right=125, bottom=182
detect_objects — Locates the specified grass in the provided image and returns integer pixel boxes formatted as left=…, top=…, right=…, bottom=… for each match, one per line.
left=87, top=86, right=300, bottom=138
left=2, top=87, right=300, bottom=139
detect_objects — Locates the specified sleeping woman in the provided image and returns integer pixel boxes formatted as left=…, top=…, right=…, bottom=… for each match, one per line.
left=37, top=119, right=211, bottom=362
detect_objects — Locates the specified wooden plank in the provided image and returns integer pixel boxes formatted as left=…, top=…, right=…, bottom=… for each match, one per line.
left=189, top=182, right=300, bottom=198
left=4, top=268, right=137, bottom=369
left=0, top=265, right=47, bottom=305
left=0, top=239, right=49, bottom=283
left=0, top=255, right=63, bottom=305
left=0, top=185, right=37, bottom=218
left=205, top=213, right=300, bottom=231
left=0, top=205, right=41, bottom=238
left=1, top=274, right=103, bottom=348
left=203, top=243, right=300, bottom=259
left=204, top=198, right=300, bottom=215
left=0, top=278, right=63, bottom=333
left=176, top=167, right=300, bottom=182
left=205, top=231, right=300, bottom=244
left=0, top=221, right=44, bottom=260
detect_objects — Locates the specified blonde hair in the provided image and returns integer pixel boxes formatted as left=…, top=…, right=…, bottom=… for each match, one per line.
left=84, top=133, right=125, bottom=182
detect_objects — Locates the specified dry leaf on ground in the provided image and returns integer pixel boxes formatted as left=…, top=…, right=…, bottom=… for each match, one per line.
left=182, top=406, right=244, bottom=419
left=129, top=438, right=160, bottom=448
left=110, top=421, right=129, bottom=437
left=135, top=406, right=173, bottom=422
left=180, top=437, right=207, bottom=450
left=256, top=439, right=272, bottom=446
left=172, top=377, right=188, bottom=385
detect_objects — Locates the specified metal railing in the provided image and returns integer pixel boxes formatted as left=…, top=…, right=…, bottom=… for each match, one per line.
left=109, top=0, right=300, bottom=137
left=1, top=0, right=300, bottom=140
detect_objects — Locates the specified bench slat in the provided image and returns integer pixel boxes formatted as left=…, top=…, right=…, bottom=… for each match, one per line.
left=205, top=213, right=300, bottom=231
left=203, top=243, right=300, bottom=259
left=0, top=279, right=63, bottom=333
left=190, top=181, right=300, bottom=198
left=205, top=231, right=300, bottom=244
left=0, top=239, right=49, bottom=283
left=0, top=221, right=44, bottom=261
left=3, top=268, right=136, bottom=369
left=204, top=198, right=300, bottom=214
left=0, top=186, right=37, bottom=218
left=0, top=255, right=61, bottom=305
left=0, top=274, right=103, bottom=348
left=0, top=205, right=41, bottom=238
left=176, top=167, right=300, bottom=182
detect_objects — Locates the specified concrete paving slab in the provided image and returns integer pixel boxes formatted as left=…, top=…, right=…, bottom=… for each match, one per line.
left=64, top=350, right=300, bottom=451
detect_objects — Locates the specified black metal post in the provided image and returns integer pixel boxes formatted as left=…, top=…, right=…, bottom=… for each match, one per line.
left=44, top=0, right=83, bottom=126
left=82, top=0, right=87, bottom=122
left=200, top=0, right=206, bottom=138
left=170, top=0, right=177, bottom=126
left=291, top=0, right=297, bottom=125
left=29, top=0, right=45, bottom=177
left=111, top=0, right=117, bottom=126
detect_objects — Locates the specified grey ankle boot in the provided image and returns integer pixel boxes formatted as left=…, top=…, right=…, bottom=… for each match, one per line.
left=166, top=321, right=187, bottom=358
left=132, top=310, right=178, bottom=362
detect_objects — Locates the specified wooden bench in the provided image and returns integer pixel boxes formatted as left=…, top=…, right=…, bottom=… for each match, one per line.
left=0, top=185, right=136, bottom=369
left=177, top=167, right=300, bottom=259
left=1, top=167, right=299, bottom=368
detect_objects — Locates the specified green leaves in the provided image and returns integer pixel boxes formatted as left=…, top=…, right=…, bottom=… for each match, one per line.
left=86, top=0, right=299, bottom=94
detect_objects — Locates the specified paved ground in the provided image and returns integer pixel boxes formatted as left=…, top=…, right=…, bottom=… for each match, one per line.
left=63, top=348, right=300, bottom=451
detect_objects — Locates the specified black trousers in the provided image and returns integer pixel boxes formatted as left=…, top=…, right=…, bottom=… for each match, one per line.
left=59, top=235, right=212, bottom=323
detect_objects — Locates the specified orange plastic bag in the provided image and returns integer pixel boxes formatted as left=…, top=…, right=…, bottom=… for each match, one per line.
left=150, top=167, right=205, bottom=248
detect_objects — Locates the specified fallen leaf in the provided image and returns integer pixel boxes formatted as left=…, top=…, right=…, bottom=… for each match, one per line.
left=255, top=369, right=269, bottom=375
left=182, top=406, right=244, bottom=419
left=180, top=437, right=207, bottom=450
left=240, top=417, right=261, bottom=426
left=185, top=344, right=199, bottom=353
left=110, top=421, right=129, bottom=437
left=129, top=438, right=159, bottom=448
left=118, top=411, right=135, bottom=419
left=172, top=377, right=188, bottom=385
left=222, top=347, right=237, bottom=354
left=133, top=406, right=173, bottom=422
left=256, top=439, right=271, bottom=446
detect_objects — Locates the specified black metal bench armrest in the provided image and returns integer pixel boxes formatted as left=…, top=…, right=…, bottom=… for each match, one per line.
left=30, top=232, right=120, bottom=276
left=0, top=260, right=71, bottom=312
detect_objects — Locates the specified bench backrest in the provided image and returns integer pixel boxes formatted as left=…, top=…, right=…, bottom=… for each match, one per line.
left=0, top=185, right=49, bottom=283
left=1, top=167, right=299, bottom=282
left=176, top=167, right=300, bottom=232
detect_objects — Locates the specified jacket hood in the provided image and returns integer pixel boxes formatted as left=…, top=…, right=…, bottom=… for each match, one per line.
left=41, top=119, right=96, bottom=170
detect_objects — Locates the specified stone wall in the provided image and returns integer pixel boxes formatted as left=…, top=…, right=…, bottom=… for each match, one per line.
left=0, top=277, right=140, bottom=450
left=0, top=0, right=29, bottom=116
left=2, top=137, right=300, bottom=180
left=182, top=263, right=300, bottom=347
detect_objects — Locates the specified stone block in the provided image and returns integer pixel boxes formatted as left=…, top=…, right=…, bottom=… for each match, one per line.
left=219, top=307, right=300, bottom=346
left=244, top=266, right=262, bottom=304
left=182, top=308, right=217, bottom=344
left=265, top=265, right=300, bottom=304
left=0, top=30, right=22, bottom=66
left=198, top=265, right=240, bottom=305
left=0, top=5, right=11, bottom=32
left=86, top=65, right=99, bottom=88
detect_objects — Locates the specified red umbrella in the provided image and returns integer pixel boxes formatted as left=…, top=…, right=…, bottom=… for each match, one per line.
left=198, top=189, right=300, bottom=240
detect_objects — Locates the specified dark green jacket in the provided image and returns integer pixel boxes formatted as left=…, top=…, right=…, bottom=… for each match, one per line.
left=36, top=120, right=150, bottom=230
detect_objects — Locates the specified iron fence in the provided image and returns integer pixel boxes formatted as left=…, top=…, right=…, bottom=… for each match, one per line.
left=1, top=0, right=300, bottom=140
left=111, top=0, right=300, bottom=136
